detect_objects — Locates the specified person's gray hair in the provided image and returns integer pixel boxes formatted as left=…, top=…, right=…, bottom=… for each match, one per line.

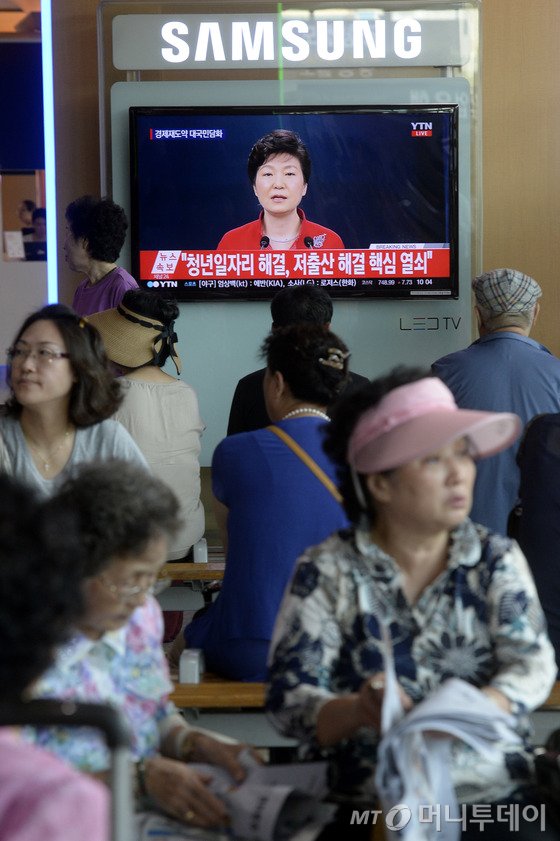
left=476, top=305, right=535, bottom=333
left=43, top=460, right=181, bottom=577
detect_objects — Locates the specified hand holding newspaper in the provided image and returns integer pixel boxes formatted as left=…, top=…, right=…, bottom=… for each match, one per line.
left=374, top=626, right=521, bottom=841
left=136, top=751, right=335, bottom=841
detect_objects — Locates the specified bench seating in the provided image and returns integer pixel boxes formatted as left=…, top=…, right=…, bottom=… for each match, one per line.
left=169, top=675, right=560, bottom=765
left=171, top=675, right=560, bottom=712
left=158, top=561, right=225, bottom=583
left=170, top=673, right=290, bottom=748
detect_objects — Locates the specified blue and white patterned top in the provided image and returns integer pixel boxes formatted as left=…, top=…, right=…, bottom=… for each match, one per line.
left=266, top=519, right=556, bottom=806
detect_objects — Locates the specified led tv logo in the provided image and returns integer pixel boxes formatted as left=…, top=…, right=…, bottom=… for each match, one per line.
left=399, top=316, right=461, bottom=331
left=411, top=122, right=433, bottom=137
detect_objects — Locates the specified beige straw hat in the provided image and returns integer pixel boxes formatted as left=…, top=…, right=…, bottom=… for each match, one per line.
left=87, top=301, right=181, bottom=374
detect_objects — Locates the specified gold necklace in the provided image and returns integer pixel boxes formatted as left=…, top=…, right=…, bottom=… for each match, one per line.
left=24, top=427, right=73, bottom=473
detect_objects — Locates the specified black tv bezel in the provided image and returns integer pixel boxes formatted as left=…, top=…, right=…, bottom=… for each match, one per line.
left=129, top=103, right=459, bottom=302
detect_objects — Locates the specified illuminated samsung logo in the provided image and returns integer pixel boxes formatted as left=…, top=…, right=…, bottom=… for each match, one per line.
left=113, top=13, right=470, bottom=71
left=160, top=18, right=422, bottom=64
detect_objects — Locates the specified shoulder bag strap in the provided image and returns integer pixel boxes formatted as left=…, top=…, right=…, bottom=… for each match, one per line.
left=267, top=424, right=343, bottom=504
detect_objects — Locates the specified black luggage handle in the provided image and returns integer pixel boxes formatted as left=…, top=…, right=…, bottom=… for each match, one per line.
left=0, top=699, right=131, bottom=748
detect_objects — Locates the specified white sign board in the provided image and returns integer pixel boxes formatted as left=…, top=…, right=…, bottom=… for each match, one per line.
left=113, top=13, right=471, bottom=70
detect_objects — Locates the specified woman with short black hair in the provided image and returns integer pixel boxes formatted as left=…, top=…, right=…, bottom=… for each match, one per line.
left=172, top=323, right=351, bottom=681
left=217, top=129, right=344, bottom=251
left=65, top=195, right=138, bottom=315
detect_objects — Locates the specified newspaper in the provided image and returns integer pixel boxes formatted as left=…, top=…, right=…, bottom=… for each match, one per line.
left=374, top=624, right=521, bottom=841
left=136, top=754, right=335, bottom=841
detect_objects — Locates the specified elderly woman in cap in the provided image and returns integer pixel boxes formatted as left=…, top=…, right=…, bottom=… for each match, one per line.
left=88, top=291, right=205, bottom=561
left=267, top=367, right=558, bottom=840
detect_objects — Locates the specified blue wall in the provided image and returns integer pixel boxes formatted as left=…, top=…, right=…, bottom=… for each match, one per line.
left=0, top=42, right=44, bottom=171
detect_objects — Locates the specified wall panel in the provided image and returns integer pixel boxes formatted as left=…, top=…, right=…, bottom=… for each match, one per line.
left=52, top=0, right=100, bottom=306
left=481, top=0, right=560, bottom=353
left=51, top=0, right=560, bottom=354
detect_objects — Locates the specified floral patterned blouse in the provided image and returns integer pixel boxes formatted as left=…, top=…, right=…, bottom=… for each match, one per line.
left=28, top=597, right=176, bottom=771
left=266, top=519, right=556, bottom=806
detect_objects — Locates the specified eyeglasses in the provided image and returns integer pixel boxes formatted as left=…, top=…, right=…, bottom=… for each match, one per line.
left=97, top=572, right=156, bottom=600
left=7, top=345, right=70, bottom=365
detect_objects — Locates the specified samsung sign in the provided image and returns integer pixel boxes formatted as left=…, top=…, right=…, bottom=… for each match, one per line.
left=112, top=14, right=470, bottom=71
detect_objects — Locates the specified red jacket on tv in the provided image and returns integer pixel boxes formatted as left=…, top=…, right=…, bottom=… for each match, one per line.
left=217, top=209, right=344, bottom=250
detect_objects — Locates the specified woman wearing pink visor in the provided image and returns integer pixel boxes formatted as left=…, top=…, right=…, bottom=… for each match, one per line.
left=267, top=367, right=558, bottom=840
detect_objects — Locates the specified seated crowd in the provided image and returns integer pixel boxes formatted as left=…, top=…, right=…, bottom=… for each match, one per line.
left=1, top=273, right=560, bottom=841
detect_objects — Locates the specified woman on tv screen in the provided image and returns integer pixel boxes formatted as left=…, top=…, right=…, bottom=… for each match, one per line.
left=217, top=129, right=345, bottom=252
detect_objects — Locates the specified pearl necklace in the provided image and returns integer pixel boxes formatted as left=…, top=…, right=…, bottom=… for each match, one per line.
left=281, top=407, right=330, bottom=422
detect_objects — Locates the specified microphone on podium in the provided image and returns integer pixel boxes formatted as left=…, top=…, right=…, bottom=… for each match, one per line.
left=260, top=236, right=270, bottom=248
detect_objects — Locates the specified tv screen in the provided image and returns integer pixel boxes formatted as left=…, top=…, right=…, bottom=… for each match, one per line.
left=129, top=104, right=459, bottom=301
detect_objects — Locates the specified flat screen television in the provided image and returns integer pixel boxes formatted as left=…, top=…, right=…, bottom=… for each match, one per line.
left=129, top=104, right=459, bottom=301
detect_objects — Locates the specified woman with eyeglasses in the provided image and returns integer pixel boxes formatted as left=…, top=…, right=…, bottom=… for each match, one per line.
left=0, top=303, right=147, bottom=496
left=28, top=460, right=257, bottom=831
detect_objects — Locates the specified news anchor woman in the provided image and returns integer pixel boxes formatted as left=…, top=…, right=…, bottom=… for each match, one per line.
left=217, top=129, right=344, bottom=251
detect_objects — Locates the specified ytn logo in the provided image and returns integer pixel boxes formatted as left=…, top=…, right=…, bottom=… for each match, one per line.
left=411, top=121, right=432, bottom=137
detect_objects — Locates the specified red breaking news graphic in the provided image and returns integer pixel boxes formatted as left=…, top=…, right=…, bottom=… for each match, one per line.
left=140, top=247, right=450, bottom=281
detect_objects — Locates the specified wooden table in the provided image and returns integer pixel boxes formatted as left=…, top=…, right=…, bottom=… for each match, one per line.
left=170, top=674, right=265, bottom=709
left=158, top=561, right=225, bottom=583
left=170, top=674, right=294, bottom=748
left=542, top=681, right=560, bottom=710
